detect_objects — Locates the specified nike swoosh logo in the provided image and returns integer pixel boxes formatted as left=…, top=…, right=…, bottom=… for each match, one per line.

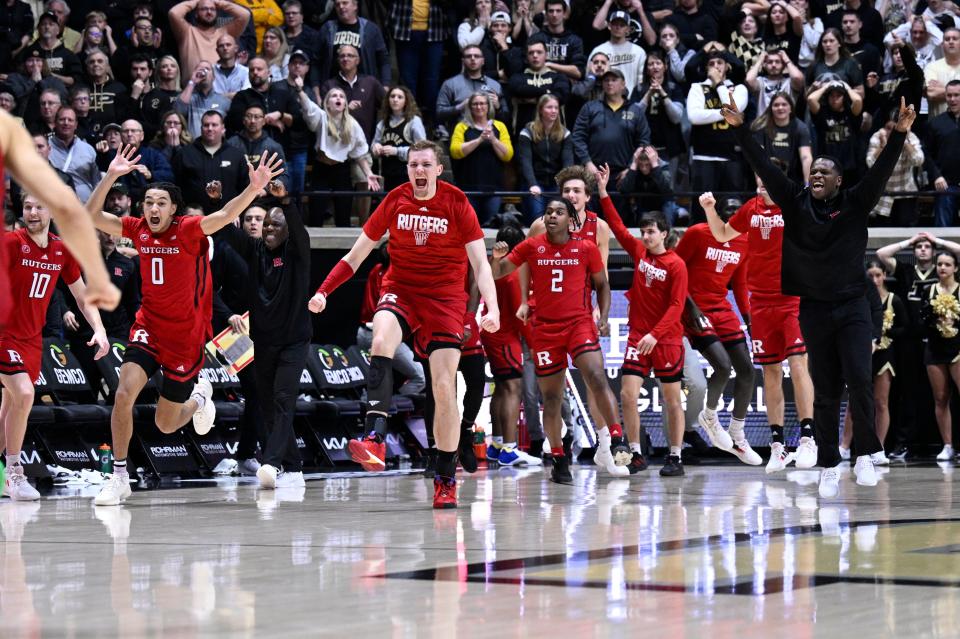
left=366, top=452, right=384, bottom=465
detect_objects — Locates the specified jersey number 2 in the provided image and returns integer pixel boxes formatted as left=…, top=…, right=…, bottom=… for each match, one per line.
left=151, top=258, right=164, bottom=285
left=28, top=272, right=51, bottom=299
left=551, top=269, right=564, bottom=292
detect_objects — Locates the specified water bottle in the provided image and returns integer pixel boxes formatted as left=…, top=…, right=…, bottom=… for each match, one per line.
left=98, top=444, right=113, bottom=474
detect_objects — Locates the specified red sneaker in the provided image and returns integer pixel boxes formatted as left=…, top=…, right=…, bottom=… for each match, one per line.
left=348, top=436, right=386, bottom=471
left=433, top=476, right=457, bottom=509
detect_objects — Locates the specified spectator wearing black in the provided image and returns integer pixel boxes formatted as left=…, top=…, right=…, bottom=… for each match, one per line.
left=280, top=49, right=315, bottom=197
left=659, top=22, right=695, bottom=84
left=805, top=28, right=865, bottom=96
left=824, top=0, right=884, bottom=50
left=318, top=43, right=385, bottom=142
left=137, top=55, right=182, bottom=141
left=571, top=50, right=608, bottom=104
left=871, top=42, right=923, bottom=129
left=573, top=67, right=651, bottom=185
left=124, top=53, right=154, bottom=121
left=149, top=110, right=193, bottom=164
left=227, top=55, right=299, bottom=145
left=841, top=10, right=882, bottom=83
left=25, top=10, right=83, bottom=87
left=62, top=228, right=140, bottom=392
left=0, top=0, right=34, bottom=71
left=666, top=0, right=719, bottom=52
left=371, top=85, right=427, bottom=191
left=925, top=80, right=960, bottom=227
left=517, top=93, right=573, bottom=223
left=538, top=0, right=586, bottom=82
left=110, top=15, right=163, bottom=85
left=479, top=10, right=520, bottom=83
left=763, top=0, right=804, bottom=62
left=48, top=105, right=100, bottom=201
left=81, top=50, right=128, bottom=133
left=176, top=60, right=231, bottom=138
left=752, top=91, right=813, bottom=183
left=70, top=85, right=98, bottom=141
left=807, top=80, right=864, bottom=185
left=172, top=109, right=250, bottom=212
left=506, top=38, right=570, bottom=134
left=450, top=90, right=514, bottom=225
left=213, top=33, right=250, bottom=99
left=727, top=13, right=765, bottom=70
left=282, top=0, right=318, bottom=59
left=4, top=47, right=68, bottom=120
left=636, top=50, right=686, bottom=182
left=227, top=103, right=290, bottom=190
left=315, top=0, right=390, bottom=86
left=436, top=44, right=507, bottom=132
left=686, top=51, right=748, bottom=220
left=620, top=145, right=677, bottom=224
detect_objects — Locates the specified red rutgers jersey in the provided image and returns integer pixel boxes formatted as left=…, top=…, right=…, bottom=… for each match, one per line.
left=363, top=181, right=484, bottom=299
left=1, top=228, right=81, bottom=340
left=573, top=210, right=599, bottom=244
left=675, top=223, right=749, bottom=312
left=0, top=150, right=10, bottom=326
left=728, top=196, right=786, bottom=296
left=122, top=215, right=212, bottom=343
left=507, top=234, right=603, bottom=323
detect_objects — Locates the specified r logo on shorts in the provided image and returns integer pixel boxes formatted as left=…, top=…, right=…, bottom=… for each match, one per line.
left=7, top=349, right=22, bottom=363
left=131, top=329, right=150, bottom=344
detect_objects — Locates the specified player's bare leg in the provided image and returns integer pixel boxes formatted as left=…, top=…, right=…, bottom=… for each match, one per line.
left=620, top=374, right=648, bottom=473
left=573, top=350, right=629, bottom=477
left=95, top=363, right=150, bottom=506
left=0, top=375, right=40, bottom=500
left=154, top=396, right=204, bottom=434
left=347, top=309, right=402, bottom=472
left=726, top=342, right=762, bottom=466
left=429, top=347, right=463, bottom=508
left=660, top=381, right=685, bottom=477
left=536, top=370, right=571, bottom=484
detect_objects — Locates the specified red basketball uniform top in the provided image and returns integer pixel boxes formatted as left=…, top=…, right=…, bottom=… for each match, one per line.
left=359, top=263, right=385, bottom=324
left=575, top=210, right=599, bottom=244
left=493, top=270, right=525, bottom=336
left=507, top=234, right=603, bottom=323
left=675, top=223, right=749, bottom=313
left=363, top=181, right=484, bottom=300
left=122, top=215, right=212, bottom=343
left=2, top=228, right=81, bottom=340
left=728, top=196, right=786, bottom=297
left=0, top=149, right=11, bottom=327
left=600, top=196, right=687, bottom=345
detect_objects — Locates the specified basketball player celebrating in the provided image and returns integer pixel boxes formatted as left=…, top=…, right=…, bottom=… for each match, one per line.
left=0, top=109, right=119, bottom=325
left=527, top=167, right=628, bottom=470
left=87, top=145, right=284, bottom=506
left=702, top=181, right=817, bottom=473
left=0, top=194, right=111, bottom=500
left=492, top=198, right=625, bottom=484
left=674, top=197, right=758, bottom=465
left=310, top=140, right=499, bottom=510
left=596, top=168, right=689, bottom=477
left=721, top=96, right=916, bottom=497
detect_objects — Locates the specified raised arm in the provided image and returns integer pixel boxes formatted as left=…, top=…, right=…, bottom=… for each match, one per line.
left=220, top=0, right=252, bottom=38
left=201, top=152, right=285, bottom=235
left=700, top=191, right=742, bottom=242
left=467, top=238, right=500, bottom=333
left=86, top=145, right=143, bottom=237
left=875, top=234, right=920, bottom=272
left=849, top=97, right=914, bottom=213
left=168, top=0, right=196, bottom=43
left=596, top=163, right=642, bottom=259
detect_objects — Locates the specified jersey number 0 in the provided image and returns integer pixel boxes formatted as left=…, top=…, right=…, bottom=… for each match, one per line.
left=151, top=258, right=164, bottom=285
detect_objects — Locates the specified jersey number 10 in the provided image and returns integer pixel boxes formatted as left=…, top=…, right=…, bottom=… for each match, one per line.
left=28, top=272, right=51, bottom=299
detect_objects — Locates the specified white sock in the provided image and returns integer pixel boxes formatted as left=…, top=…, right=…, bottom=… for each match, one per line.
left=596, top=426, right=611, bottom=450
left=629, top=442, right=643, bottom=454
left=669, top=446, right=682, bottom=458
left=504, top=441, right=516, bottom=450
left=192, top=393, right=206, bottom=411
left=703, top=406, right=717, bottom=419
left=729, top=417, right=745, bottom=441
left=6, top=454, right=20, bottom=469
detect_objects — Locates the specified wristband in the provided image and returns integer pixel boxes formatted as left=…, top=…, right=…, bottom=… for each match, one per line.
left=317, top=259, right=355, bottom=297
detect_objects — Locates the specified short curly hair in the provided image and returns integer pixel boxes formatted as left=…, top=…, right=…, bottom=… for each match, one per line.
left=554, top=165, right=596, bottom=195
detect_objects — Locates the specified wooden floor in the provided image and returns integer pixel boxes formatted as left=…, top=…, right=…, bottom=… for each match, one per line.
left=2, top=460, right=959, bottom=637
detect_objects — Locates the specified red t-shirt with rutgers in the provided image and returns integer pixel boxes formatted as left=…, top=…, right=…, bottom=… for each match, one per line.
left=675, top=223, right=749, bottom=313
left=507, top=234, right=603, bottom=323
left=728, top=195, right=786, bottom=297
left=2, top=228, right=81, bottom=340
left=122, top=215, right=212, bottom=343
left=363, top=181, right=484, bottom=301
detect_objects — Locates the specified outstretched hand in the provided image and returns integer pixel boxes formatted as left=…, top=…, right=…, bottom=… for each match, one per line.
left=596, top=162, right=610, bottom=196
left=247, top=151, right=285, bottom=193
left=894, top=96, right=917, bottom=132
left=719, top=100, right=744, bottom=127
left=107, top=144, right=143, bottom=177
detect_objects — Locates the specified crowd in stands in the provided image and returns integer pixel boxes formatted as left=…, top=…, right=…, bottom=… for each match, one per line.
left=1, top=0, right=959, bottom=230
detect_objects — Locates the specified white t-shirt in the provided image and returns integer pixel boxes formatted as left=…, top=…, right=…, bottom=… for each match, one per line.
left=588, top=40, right=646, bottom=94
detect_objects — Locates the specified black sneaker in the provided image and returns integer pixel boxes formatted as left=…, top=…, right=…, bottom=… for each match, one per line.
left=889, top=445, right=908, bottom=461
left=528, top=438, right=545, bottom=459
left=683, top=430, right=711, bottom=455
left=458, top=432, right=478, bottom=473
left=611, top=436, right=632, bottom=466
left=422, top=448, right=437, bottom=478
left=562, top=433, right=574, bottom=460
left=550, top=454, right=573, bottom=484
left=659, top=454, right=685, bottom=477
left=627, top=452, right=648, bottom=474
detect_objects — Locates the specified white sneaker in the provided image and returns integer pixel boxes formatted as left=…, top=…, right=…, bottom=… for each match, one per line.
left=238, top=458, right=261, bottom=475
left=3, top=466, right=40, bottom=501
left=795, top=437, right=818, bottom=468
left=698, top=410, right=733, bottom=451
left=513, top=449, right=544, bottom=466
left=766, top=442, right=795, bottom=474
left=936, top=444, right=955, bottom=461
left=853, top=455, right=878, bottom=486
left=839, top=446, right=850, bottom=461
left=870, top=451, right=889, bottom=466
left=594, top=446, right=630, bottom=477
left=191, top=378, right=216, bottom=435
left=275, top=471, right=305, bottom=488
left=212, top=458, right=238, bottom=475
left=257, top=464, right=278, bottom=489
left=818, top=466, right=841, bottom=498
left=94, top=473, right=132, bottom=506
left=730, top=438, right=763, bottom=465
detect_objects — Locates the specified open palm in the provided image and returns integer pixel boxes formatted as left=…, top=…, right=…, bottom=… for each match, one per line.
left=108, top=143, right=143, bottom=176
left=248, top=151, right=285, bottom=192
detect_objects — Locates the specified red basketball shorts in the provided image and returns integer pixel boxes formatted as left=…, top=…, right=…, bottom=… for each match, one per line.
left=750, top=294, right=805, bottom=365
left=375, top=286, right=467, bottom=359
left=529, top=316, right=600, bottom=377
